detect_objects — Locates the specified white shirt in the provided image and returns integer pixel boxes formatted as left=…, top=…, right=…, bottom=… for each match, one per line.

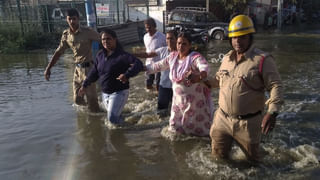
left=154, top=47, right=172, bottom=88
left=143, top=31, right=166, bottom=65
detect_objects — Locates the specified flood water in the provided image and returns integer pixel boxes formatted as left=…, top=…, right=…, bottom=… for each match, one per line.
left=1, top=29, right=320, bottom=180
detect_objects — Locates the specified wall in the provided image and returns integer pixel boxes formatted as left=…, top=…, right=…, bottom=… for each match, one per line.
left=127, top=0, right=166, bottom=32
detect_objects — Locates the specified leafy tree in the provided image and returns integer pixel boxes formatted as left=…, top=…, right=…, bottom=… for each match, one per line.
left=213, top=0, right=254, bottom=11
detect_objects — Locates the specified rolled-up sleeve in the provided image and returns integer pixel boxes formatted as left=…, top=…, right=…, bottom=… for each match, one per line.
left=263, top=56, right=284, bottom=112
left=194, top=55, right=209, bottom=73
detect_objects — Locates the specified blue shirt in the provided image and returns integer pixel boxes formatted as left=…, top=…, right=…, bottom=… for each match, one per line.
left=154, top=47, right=172, bottom=88
left=83, top=48, right=143, bottom=94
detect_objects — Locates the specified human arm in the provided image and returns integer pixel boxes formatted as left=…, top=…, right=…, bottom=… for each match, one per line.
left=78, top=63, right=100, bottom=96
left=88, top=28, right=101, bottom=42
left=44, top=32, right=69, bottom=81
left=145, top=54, right=171, bottom=74
left=44, top=51, right=62, bottom=81
left=133, top=51, right=157, bottom=58
left=80, top=56, right=100, bottom=93
left=185, top=53, right=210, bottom=85
left=117, top=53, right=144, bottom=84
left=260, top=56, right=283, bottom=134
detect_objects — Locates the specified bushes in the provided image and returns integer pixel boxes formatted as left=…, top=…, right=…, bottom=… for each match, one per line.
left=0, top=24, right=24, bottom=53
left=0, top=24, right=60, bottom=54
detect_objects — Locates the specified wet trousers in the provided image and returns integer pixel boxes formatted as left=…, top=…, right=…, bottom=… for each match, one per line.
left=146, top=72, right=161, bottom=89
left=210, top=108, right=262, bottom=161
left=102, top=89, right=129, bottom=124
left=73, top=66, right=100, bottom=112
left=157, top=85, right=173, bottom=110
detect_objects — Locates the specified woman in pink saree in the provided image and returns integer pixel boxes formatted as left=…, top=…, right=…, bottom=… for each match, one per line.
left=146, top=32, right=213, bottom=136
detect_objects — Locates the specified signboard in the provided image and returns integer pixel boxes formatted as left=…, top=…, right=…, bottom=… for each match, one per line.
left=96, top=3, right=109, bottom=17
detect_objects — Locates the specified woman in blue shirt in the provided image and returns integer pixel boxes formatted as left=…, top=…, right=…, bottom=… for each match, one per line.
left=79, top=29, right=143, bottom=125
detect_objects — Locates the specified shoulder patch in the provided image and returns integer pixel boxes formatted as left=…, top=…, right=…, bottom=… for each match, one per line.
left=253, top=48, right=271, bottom=59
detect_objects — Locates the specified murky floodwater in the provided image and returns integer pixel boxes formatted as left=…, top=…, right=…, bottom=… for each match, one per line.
left=1, top=29, right=320, bottom=180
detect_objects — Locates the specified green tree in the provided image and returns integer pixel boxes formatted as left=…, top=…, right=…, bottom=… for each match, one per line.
left=215, top=0, right=254, bottom=11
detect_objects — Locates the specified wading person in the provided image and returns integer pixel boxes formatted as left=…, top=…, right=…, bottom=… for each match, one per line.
left=78, top=29, right=143, bottom=125
left=146, top=32, right=213, bottom=136
left=44, top=8, right=101, bottom=112
left=143, top=18, right=166, bottom=92
left=209, top=15, right=283, bottom=161
left=134, top=30, right=177, bottom=116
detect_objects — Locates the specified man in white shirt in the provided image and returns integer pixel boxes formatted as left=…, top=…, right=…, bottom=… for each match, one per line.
left=143, top=18, right=166, bottom=91
left=135, top=30, right=177, bottom=116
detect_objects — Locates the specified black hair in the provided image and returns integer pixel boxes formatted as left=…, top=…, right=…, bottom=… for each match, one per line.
left=66, top=8, right=79, bottom=17
left=178, top=32, right=192, bottom=44
left=144, top=18, right=157, bottom=28
left=177, top=32, right=193, bottom=53
left=166, top=30, right=178, bottom=38
left=100, top=29, right=123, bottom=52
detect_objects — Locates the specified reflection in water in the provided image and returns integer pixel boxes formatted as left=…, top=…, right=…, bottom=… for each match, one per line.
left=74, top=113, right=141, bottom=180
left=0, top=31, right=320, bottom=179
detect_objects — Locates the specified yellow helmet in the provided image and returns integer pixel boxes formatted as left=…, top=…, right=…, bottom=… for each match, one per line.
left=228, top=15, right=255, bottom=38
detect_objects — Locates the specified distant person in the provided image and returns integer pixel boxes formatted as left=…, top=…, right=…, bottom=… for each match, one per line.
left=249, top=13, right=257, bottom=31
left=143, top=18, right=166, bottom=92
left=146, top=32, right=213, bottom=136
left=44, top=8, right=101, bottom=113
left=210, top=15, right=283, bottom=162
left=268, top=15, right=273, bottom=28
left=290, top=3, right=297, bottom=24
left=134, top=30, right=178, bottom=116
left=78, top=29, right=143, bottom=125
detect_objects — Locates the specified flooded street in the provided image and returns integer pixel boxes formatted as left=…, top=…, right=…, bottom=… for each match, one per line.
left=0, top=30, right=320, bottom=180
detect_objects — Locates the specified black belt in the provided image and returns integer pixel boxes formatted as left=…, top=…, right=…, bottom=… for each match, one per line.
left=220, top=108, right=261, bottom=120
left=76, top=61, right=92, bottom=68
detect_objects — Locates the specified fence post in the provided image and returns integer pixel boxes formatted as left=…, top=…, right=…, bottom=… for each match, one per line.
left=45, top=5, right=51, bottom=33
left=123, top=0, right=126, bottom=22
left=277, top=0, right=282, bottom=30
left=116, top=0, right=120, bottom=23
left=146, top=0, right=149, bottom=18
left=85, top=0, right=99, bottom=59
left=16, top=0, right=24, bottom=35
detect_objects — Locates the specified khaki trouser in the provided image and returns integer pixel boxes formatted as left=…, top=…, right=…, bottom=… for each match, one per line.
left=210, top=108, right=262, bottom=161
left=73, top=66, right=100, bottom=112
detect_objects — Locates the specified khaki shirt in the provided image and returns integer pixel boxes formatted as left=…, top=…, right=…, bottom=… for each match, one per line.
left=214, top=45, right=283, bottom=116
left=55, top=26, right=100, bottom=64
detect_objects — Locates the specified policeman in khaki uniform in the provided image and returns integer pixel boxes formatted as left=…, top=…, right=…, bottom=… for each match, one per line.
left=209, top=15, right=283, bottom=161
left=44, top=8, right=101, bottom=112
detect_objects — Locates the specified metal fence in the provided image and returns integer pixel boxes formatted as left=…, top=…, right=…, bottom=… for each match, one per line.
left=0, top=1, right=127, bottom=34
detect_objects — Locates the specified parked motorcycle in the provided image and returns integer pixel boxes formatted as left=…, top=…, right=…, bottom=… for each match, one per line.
left=173, top=26, right=209, bottom=44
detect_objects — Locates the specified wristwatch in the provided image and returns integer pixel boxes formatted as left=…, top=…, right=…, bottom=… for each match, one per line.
left=268, top=111, right=278, bottom=117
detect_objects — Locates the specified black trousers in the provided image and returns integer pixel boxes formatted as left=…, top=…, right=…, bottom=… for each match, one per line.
left=146, top=72, right=161, bottom=89
left=157, top=85, right=173, bottom=110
